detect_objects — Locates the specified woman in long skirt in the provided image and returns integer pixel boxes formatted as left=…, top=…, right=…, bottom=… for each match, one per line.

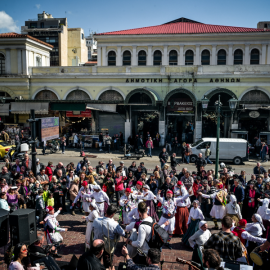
left=224, top=195, right=242, bottom=226
left=182, top=200, right=204, bottom=246
left=83, top=201, right=100, bottom=250
left=257, top=198, right=270, bottom=238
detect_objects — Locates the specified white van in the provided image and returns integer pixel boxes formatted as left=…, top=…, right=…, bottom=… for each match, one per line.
left=189, top=138, right=248, bottom=165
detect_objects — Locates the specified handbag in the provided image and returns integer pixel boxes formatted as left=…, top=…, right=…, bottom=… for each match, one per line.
left=102, top=184, right=107, bottom=192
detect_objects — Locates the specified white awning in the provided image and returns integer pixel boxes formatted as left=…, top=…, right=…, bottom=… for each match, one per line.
left=86, top=104, right=117, bottom=112
left=0, top=104, right=10, bottom=116
left=10, top=102, right=49, bottom=114
left=244, top=104, right=270, bottom=110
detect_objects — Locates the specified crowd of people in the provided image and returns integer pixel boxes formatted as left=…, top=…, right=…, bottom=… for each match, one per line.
left=1, top=150, right=270, bottom=270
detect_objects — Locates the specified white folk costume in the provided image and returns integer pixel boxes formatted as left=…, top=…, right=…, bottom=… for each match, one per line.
left=90, top=185, right=110, bottom=216
left=189, top=220, right=211, bottom=267
left=85, top=201, right=100, bottom=249
left=73, top=182, right=93, bottom=212
left=174, top=181, right=190, bottom=235
left=201, top=183, right=227, bottom=228
left=245, top=214, right=266, bottom=255
left=224, top=195, right=242, bottom=226
left=44, top=207, right=66, bottom=244
left=257, top=198, right=270, bottom=238
left=137, top=185, right=159, bottom=221
left=182, top=202, right=205, bottom=247
left=119, top=189, right=138, bottom=225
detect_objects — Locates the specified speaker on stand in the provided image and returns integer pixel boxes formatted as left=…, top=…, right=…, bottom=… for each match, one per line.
left=0, top=209, right=9, bottom=247
left=9, top=209, right=37, bottom=246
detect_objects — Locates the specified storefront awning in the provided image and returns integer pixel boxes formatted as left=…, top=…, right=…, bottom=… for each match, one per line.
left=231, top=130, right=248, bottom=134
left=86, top=104, right=117, bottom=112
left=0, top=104, right=10, bottom=116
left=50, top=102, right=86, bottom=111
left=10, top=102, right=49, bottom=114
left=243, top=104, right=270, bottom=110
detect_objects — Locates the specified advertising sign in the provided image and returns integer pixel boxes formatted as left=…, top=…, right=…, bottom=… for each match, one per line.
left=66, top=109, right=92, bottom=118
left=167, top=98, right=194, bottom=112
left=41, top=117, right=59, bottom=141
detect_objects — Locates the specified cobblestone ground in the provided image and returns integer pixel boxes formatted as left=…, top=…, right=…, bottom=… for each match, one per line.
left=0, top=207, right=221, bottom=270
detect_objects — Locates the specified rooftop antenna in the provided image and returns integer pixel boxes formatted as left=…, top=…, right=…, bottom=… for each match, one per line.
left=65, top=11, right=67, bottom=17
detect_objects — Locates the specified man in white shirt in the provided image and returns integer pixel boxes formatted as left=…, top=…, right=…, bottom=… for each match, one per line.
left=126, top=202, right=153, bottom=265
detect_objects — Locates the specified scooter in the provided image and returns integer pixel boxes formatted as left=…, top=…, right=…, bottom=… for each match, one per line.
left=121, top=144, right=145, bottom=160
left=47, top=140, right=60, bottom=154
left=4, top=146, right=25, bottom=162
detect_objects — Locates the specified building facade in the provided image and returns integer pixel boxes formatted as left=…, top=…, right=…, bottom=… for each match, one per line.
left=21, top=11, right=88, bottom=66
left=1, top=18, right=270, bottom=144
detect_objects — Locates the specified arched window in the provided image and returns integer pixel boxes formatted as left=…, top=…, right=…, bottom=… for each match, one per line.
left=234, top=49, right=243, bottom=65
left=217, top=49, right=226, bottom=65
left=108, top=51, right=116, bottom=66
left=201, top=50, right=210, bottom=65
left=153, top=50, right=162, bottom=65
left=123, top=50, right=131, bottom=66
left=0, top=53, right=5, bottom=75
left=138, top=50, right=146, bottom=66
left=250, top=49, right=260, bottom=65
left=169, top=50, right=178, bottom=65
left=185, top=50, right=194, bottom=65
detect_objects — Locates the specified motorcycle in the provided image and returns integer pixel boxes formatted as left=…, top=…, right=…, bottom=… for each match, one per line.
left=4, top=146, right=25, bottom=162
left=121, top=144, right=145, bottom=160
left=47, top=140, right=60, bottom=154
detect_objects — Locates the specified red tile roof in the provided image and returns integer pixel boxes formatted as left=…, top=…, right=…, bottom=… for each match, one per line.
left=0, top=32, right=54, bottom=48
left=96, top=22, right=270, bottom=36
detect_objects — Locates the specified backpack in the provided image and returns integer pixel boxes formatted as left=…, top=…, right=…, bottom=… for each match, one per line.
left=140, top=221, right=169, bottom=248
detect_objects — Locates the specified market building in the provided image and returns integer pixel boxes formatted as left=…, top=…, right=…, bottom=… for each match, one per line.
left=1, top=17, right=270, bottom=145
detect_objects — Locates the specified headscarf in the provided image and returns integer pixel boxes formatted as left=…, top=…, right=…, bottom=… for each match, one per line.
left=230, top=195, right=238, bottom=213
left=93, top=185, right=101, bottom=191
left=143, top=185, right=150, bottom=190
left=199, top=220, right=207, bottom=232
left=254, top=213, right=266, bottom=231
left=193, top=200, right=199, bottom=205
left=90, top=200, right=99, bottom=213
left=261, top=198, right=270, bottom=214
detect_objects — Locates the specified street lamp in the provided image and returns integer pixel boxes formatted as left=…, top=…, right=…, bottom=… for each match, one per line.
left=201, top=95, right=238, bottom=178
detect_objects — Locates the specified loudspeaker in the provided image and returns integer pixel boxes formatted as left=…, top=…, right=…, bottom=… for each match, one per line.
left=0, top=209, right=9, bottom=247
left=9, top=209, right=37, bottom=245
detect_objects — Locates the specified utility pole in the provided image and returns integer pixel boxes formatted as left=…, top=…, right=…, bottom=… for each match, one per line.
left=27, top=110, right=37, bottom=176
left=215, top=95, right=221, bottom=179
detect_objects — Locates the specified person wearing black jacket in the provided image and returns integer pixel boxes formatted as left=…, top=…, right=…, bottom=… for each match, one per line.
left=159, top=148, right=169, bottom=169
left=195, top=153, right=206, bottom=174
left=159, top=177, right=174, bottom=196
left=139, top=162, right=148, bottom=174
left=116, top=161, right=128, bottom=176
left=146, top=174, right=158, bottom=195
left=53, top=162, right=66, bottom=176
left=55, top=169, right=67, bottom=213
left=230, top=179, right=244, bottom=210
left=77, top=239, right=106, bottom=270
left=128, top=162, right=137, bottom=174
left=49, top=176, right=63, bottom=212
left=170, top=153, right=178, bottom=172
left=0, top=166, right=11, bottom=185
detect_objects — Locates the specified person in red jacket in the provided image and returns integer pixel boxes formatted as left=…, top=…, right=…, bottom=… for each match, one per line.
left=114, top=171, right=125, bottom=207
left=232, top=219, right=247, bottom=245
left=45, top=161, right=53, bottom=182
left=192, top=176, right=202, bottom=202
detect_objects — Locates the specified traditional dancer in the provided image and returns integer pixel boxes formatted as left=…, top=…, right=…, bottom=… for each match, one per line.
left=245, top=214, right=265, bottom=257
left=198, top=182, right=227, bottom=230
left=157, top=189, right=176, bottom=249
left=188, top=221, right=211, bottom=268
left=72, top=181, right=92, bottom=215
left=224, top=195, right=242, bottom=226
left=232, top=219, right=247, bottom=245
left=174, top=181, right=190, bottom=236
left=90, top=185, right=110, bottom=216
left=131, top=181, right=143, bottom=195
left=257, top=198, right=270, bottom=238
left=119, top=188, right=137, bottom=225
left=44, top=206, right=67, bottom=244
left=83, top=201, right=100, bottom=250
left=137, top=185, right=159, bottom=221
left=182, top=200, right=204, bottom=246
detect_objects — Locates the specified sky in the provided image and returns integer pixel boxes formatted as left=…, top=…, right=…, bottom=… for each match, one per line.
left=0, top=0, right=270, bottom=35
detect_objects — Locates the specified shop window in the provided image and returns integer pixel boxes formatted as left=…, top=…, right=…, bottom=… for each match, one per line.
left=185, top=50, right=194, bottom=65
left=0, top=53, right=5, bottom=75
left=123, top=51, right=131, bottom=66
left=153, top=50, right=162, bottom=65
left=217, top=49, right=226, bottom=65
left=250, top=49, right=260, bottom=65
left=169, top=50, right=178, bottom=65
left=201, top=50, right=210, bottom=65
left=196, top=141, right=211, bottom=150
left=66, top=90, right=91, bottom=100
left=108, top=51, right=116, bottom=66
left=35, top=90, right=58, bottom=100
left=234, top=49, right=243, bottom=65
left=138, top=50, right=146, bottom=66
